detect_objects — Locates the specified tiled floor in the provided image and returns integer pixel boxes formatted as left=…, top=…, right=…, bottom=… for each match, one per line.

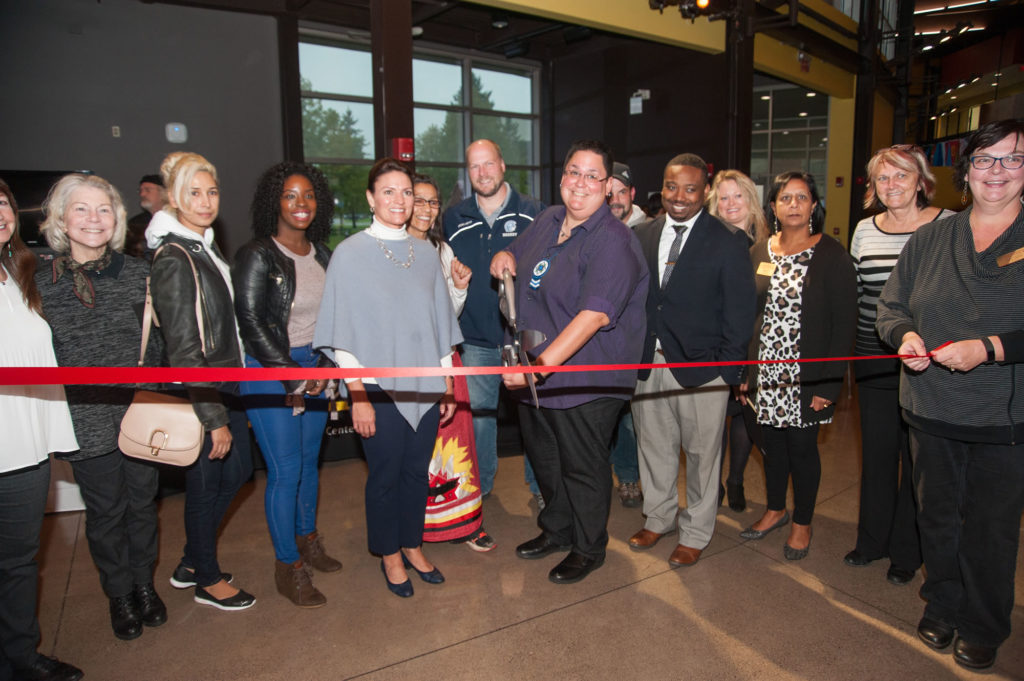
left=35, top=388, right=1023, bottom=680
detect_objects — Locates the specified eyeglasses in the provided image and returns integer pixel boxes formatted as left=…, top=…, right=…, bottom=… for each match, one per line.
left=413, top=198, right=440, bottom=208
left=969, top=154, right=1024, bottom=170
left=563, top=169, right=607, bottom=186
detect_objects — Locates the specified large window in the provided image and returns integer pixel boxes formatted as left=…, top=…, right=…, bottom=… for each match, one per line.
left=751, top=77, right=830, bottom=206
left=300, top=34, right=540, bottom=245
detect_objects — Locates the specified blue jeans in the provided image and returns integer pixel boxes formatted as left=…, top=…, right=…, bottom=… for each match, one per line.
left=0, top=461, right=49, bottom=672
left=241, top=347, right=329, bottom=564
left=182, top=388, right=253, bottom=588
left=609, top=403, right=639, bottom=484
left=461, top=343, right=539, bottom=496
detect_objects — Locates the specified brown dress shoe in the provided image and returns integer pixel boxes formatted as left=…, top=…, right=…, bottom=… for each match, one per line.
left=628, top=528, right=665, bottom=550
left=668, top=544, right=703, bottom=567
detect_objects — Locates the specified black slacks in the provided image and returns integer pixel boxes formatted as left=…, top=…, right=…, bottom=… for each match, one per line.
left=853, top=359, right=920, bottom=570
left=762, top=423, right=821, bottom=526
left=911, top=427, right=1024, bottom=648
left=70, top=450, right=160, bottom=598
left=518, top=397, right=623, bottom=560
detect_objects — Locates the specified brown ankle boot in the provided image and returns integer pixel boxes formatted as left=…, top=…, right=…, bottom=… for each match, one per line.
left=275, top=560, right=326, bottom=608
left=296, top=532, right=343, bottom=573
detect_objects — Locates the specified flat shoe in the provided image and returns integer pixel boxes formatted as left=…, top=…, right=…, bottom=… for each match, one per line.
left=381, top=560, right=413, bottom=597
left=739, top=510, right=790, bottom=540
left=169, top=563, right=232, bottom=589
left=953, top=636, right=997, bottom=670
left=886, top=565, right=915, bottom=585
left=843, top=549, right=879, bottom=567
left=627, top=528, right=665, bottom=551
left=917, top=615, right=955, bottom=650
left=548, top=552, right=604, bottom=584
left=401, top=552, right=445, bottom=584
left=515, top=533, right=571, bottom=560
left=668, top=544, right=703, bottom=567
left=194, top=584, right=255, bottom=611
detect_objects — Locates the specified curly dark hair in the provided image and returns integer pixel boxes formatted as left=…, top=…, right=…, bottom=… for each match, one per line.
left=250, top=162, right=334, bottom=243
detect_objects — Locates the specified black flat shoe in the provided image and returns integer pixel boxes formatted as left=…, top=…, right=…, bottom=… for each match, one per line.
left=193, top=584, right=256, bottom=611
left=381, top=560, right=413, bottom=597
left=886, top=565, right=915, bottom=585
left=169, top=563, right=233, bottom=589
left=401, top=552, right=445, bottom=584
left=109, top=594, right=142, bottom=640
left=739, top=510, right=790, bottom=540
left=548, top=551, right=604, bottom=584
left=843, top=549, right=880, bottom=567
left=515, top=533, right=571, bottom=560
left=133, top=583, right=167, bottom=627
left=917, top=615, right=955, bottom=650
left=953, top=637, right=997, bottom=670
left=13, top=654, right=83, bottom=681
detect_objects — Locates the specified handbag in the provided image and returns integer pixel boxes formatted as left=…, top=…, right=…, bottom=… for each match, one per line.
left=119, top=242, right=206, bottom=466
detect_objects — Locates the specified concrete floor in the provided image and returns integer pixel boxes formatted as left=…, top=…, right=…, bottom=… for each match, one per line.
left=36, top=389, right=1023, bottom=681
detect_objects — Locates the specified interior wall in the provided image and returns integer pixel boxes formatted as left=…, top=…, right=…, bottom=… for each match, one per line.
left=549, top=35, right=731, bottom=205
left=0, top=0, right=283, bottom=257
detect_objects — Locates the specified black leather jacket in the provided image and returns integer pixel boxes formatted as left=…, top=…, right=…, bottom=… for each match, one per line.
left=232, top=237, right=331, bottom=392
left=150, top=232, right=242, bottom=430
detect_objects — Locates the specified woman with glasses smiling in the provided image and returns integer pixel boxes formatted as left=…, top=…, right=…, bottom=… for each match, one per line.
left=407, top=173, right=496, bottom=553
left=739, top=170, right=857, bottom=561
left=877, top=119, right=1024, bottom=671
left=490, top=140, right=648, bottom=585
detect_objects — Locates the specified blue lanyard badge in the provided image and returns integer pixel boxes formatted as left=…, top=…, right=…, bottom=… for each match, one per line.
left=529, top=259, right=550, bottom=289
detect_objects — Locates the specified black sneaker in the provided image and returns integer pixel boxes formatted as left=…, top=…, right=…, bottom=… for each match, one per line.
left=133, top=583, right=168, bottom=627
left=194, top=584, right=256, bottom=611
left=13, top=654, right=83, bottom=681
left=169, top=563, right=233, bottom=589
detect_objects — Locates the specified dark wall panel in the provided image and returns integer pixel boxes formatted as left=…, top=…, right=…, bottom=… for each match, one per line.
left=550, top=35, right=730, bottom=203
left=1, top=0, right=283, bottom=256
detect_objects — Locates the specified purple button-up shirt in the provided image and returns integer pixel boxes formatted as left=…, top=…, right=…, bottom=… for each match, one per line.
left=504, top=203, right=648, bottom=409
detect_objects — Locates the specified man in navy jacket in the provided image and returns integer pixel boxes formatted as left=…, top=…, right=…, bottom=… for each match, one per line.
left=627, top=153, right=756, bottom=567
left=443, top=139, right=545, bottom=498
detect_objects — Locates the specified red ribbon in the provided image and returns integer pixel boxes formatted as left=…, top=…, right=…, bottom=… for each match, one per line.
left=0, top=353, right=934, bottom=386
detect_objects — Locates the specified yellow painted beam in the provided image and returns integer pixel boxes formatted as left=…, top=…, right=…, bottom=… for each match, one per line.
left=825, top=93, right=855, bottom=247
left=479, top=0, right=725, bottom=54
left=793, top=0, right=858, bottom=52
left=754, top=34, right=854, bottom=98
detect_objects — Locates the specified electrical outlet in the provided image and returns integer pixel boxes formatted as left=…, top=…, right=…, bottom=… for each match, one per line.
left=111, top=125, right=121, bottom=138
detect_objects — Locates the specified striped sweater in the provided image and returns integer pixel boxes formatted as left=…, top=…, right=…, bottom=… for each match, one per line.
left=850, top=209, right=956, bottom=355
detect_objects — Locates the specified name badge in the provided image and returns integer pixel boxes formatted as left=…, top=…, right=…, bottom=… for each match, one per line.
left=996, top=245, right=1024, bottom=267
left=757, top=261, right=777, bottom=277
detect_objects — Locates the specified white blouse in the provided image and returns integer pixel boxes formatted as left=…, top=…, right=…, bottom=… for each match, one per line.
left=0, top=268, right=79, bottom=472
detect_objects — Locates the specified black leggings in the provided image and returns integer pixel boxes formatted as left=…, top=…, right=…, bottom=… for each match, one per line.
left=762, top=423, right=821, bottom=525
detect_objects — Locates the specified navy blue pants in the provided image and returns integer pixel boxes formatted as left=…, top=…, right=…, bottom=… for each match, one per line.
left=361, top=385, right=440, bottom=556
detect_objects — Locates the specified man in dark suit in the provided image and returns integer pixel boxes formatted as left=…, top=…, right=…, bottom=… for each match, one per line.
left=627, top=153, right=756, bottom=567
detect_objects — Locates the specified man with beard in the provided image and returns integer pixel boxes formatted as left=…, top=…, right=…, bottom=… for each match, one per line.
left=125, top=174, right=167, bottom=258
left=628, top=153, right=755, bottom=567
left=443, top=139, right=545, bottom=505
left=608, top=162, right=648, bottom=227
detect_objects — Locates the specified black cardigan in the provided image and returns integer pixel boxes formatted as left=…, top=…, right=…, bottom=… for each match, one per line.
left=746, top=234, right=858, bottom=425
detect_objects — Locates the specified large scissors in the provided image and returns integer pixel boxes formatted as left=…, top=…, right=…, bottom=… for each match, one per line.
left=499, top=269, right=546, bottom=408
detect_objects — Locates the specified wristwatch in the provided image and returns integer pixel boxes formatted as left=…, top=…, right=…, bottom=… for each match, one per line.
left=980, top=336, right=996, bottom=364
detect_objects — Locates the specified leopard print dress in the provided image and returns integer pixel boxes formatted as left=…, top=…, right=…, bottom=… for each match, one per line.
left=754, top=243, right=827, bottom=428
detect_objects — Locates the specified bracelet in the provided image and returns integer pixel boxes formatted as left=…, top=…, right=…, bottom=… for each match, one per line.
left=980, top=336, right=996, bottom=363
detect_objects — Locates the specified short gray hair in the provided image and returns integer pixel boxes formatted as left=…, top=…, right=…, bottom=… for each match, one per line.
left=40, top=174, right=127, bottom=254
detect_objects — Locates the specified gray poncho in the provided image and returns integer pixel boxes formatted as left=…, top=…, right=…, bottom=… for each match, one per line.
left=313, top=229, right=463, bottom=430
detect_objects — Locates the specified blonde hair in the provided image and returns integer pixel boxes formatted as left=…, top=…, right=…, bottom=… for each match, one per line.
left=863, top=145, right=935, bottom=210
left=40, top=174, right=128, bottom=254
left=160, top=151, right=219, bottom=216
left=708, top=170, right=768, bottom=242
